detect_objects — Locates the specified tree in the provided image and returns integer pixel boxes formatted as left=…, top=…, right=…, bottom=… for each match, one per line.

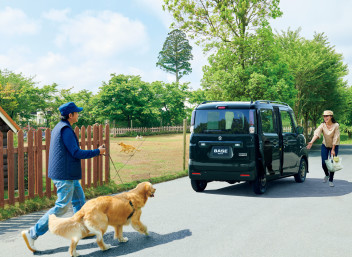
left=0, top=69, right=39, bottom=126
left=163, top=0, right=282, bottom=67
left=151, top=81, right=190, bottom=125
left=35, top=83, right=59, bottom=128
left=276, top=29, right=348, bottom=139
left=201, top=24, right=294, bottom=102
left=340, top=86, right=352, bottom=138
left=157, top=29, right=193, bottom=82
left=163, top=0, right=283, bottom=99
left=94, top=74, right=160, bottom=127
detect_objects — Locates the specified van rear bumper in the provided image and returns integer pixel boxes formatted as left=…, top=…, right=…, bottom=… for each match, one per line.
left=189, top=159, right=256, bottom=181
left=189, top=167, right=256, bottom=181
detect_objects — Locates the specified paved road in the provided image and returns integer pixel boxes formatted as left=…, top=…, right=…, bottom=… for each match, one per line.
left=1, top=145, right=352, bottom=257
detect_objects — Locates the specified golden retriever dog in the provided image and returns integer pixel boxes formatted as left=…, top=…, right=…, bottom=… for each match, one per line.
left=48, top=182, right=156, bottom=257
left=118, top=142, right=140, bottom=153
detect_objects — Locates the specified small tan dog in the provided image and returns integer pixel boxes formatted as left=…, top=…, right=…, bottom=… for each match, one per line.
left=118, top=142, right=140, bottom=153
left=49, top=182, right=156, bottom=257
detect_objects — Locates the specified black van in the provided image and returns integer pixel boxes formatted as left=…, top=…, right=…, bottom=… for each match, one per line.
left=189, top=100, right=308, bottom=194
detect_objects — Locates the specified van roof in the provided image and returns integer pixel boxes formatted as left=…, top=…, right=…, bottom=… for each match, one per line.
left=196, top=100, right=291, bottom=110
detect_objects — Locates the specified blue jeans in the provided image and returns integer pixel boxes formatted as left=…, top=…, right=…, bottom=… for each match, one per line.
left=321, top=144, right=339, bottom=182
left=29, top=180, right=85, bottom=239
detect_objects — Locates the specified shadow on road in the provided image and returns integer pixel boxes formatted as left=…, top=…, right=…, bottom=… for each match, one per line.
left=0, top=209, right=74, bottom=236
left=35, top=229, right=192, bottom=256
left=0, top=212, right=45, bottom=236
left=204, top=144, right=352, bottom=198
left=204, top=178, right=352, bottom=198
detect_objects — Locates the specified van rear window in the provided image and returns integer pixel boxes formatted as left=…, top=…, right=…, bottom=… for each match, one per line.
left=194, top=109, right=255, bottom=134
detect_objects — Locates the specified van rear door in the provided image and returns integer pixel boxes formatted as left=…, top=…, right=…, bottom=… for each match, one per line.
left=190, top=108, right=256, bottom=173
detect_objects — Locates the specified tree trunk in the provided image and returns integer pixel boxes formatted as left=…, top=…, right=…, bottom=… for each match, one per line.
left=304, top=113, right=309, bottom=140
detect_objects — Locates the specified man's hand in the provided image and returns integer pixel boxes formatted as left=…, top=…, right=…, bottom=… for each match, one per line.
left=99, top=145, right=106, bottom=155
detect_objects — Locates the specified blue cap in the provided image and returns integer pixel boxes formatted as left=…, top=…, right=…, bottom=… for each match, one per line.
left=59, top=102, right=83, bottom=116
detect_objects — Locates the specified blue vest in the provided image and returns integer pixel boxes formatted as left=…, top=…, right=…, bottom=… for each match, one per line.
left=48, top=121, right=82, bottom=180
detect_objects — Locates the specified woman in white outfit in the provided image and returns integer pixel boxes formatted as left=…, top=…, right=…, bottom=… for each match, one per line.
left=307, top=110, right=340, bottom=187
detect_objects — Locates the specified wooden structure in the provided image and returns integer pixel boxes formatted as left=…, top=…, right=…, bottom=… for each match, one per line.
left=0, top=123, right=110, bottom=208
left=110, top=125, right=190, bottom=137
left=0, top=106, right=20, bottom=190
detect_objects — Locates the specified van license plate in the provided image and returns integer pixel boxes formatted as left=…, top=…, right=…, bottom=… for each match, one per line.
left=212, top=146, right=230, bottom=157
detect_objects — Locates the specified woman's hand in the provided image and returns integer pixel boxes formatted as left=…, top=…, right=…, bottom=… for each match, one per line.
left=307, top=142, right=313, bottom=149
left=331, top=149, right=335, bottom=157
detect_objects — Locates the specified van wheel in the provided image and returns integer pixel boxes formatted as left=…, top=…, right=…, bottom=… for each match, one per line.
left=191, top=179, right=207, bottom=192
left=253, top=172, right=267, bottom=194
left=294, top=158, right=307, bottom=183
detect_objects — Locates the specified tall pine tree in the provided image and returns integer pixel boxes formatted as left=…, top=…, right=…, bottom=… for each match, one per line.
left=157, top=29, right=193, bottom=82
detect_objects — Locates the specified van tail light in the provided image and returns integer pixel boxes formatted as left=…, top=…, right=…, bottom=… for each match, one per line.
left=192, top=172, right=201, bottom=175
left=249, top=109, right=255, bottom=126
left=217, top=106, right=226, bottom=109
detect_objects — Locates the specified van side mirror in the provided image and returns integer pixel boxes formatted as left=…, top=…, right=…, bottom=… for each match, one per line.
left=296, top=126, right=304, bottom=134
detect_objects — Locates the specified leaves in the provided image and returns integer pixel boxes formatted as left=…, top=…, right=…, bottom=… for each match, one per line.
left=157, top=29, right=193, bottom=82
left=93, top=74, right=191, bottom=127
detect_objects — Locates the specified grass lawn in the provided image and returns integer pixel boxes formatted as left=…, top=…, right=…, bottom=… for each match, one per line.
left=109, top=133, right=190, bottom=184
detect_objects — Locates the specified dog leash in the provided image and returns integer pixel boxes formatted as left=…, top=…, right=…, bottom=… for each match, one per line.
left=105, top=138, right=146, bottom=184
left=106, top=153, right=125, bottom=185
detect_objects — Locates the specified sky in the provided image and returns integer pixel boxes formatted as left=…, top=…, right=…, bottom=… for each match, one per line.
left=0, top=0, right=351, bottom=94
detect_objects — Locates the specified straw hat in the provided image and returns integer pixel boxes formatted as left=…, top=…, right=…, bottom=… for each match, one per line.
left=323, top=110, right=333, bottom=116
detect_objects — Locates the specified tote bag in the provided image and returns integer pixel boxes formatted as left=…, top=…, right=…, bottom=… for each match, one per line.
left=325, top=156, right=343, bottom=172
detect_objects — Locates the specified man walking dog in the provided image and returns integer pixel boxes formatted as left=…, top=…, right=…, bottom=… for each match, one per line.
left=22, top=102, right=106, bottom=252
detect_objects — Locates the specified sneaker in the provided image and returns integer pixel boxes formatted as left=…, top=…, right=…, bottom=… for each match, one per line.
left=329, top=181, right=334, bottom=187
left=21, top=230, right=36, bottom=252
left=323, top=176, right=329, bottom=183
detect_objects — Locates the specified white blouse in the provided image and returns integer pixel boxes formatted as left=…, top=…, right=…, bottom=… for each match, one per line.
left=313, top=123, right=340, bottom=148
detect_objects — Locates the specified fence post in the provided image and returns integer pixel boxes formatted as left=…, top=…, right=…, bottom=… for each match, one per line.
left=87, top=125, right=92, bottom=187
left=28, top=129, right=34, bottom=199
left=0, top=132, right=4, bottom=207
left=18, top=130, right=25, bottom=203
left=45, top=128, right=51, bottom=197
left=98, top=125, right=103, bottom=185
left=7, top=131, right=15, bottom=205
left=93, top=124, right=98, bottom=187
left=105, top=124, right=110, bottom=183
left=36, top=129, right=43, bottom=198
left=80, top=126, right=86, bottom=190
left=183, top=119, right=187, bottom=171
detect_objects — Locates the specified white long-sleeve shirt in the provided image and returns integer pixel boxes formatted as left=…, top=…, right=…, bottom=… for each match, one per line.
left=313, top=122, right=340, bottom=148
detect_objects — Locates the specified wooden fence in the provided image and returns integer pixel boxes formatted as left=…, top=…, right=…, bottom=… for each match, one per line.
left=0, top=124, right=110, bottom=208
left=110, top=125, right=189, bottom=136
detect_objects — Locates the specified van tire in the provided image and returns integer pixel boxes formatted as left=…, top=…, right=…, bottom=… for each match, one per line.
left=294, top=158, right=307, bottom=183
left=191, top=179, right=207, bottom=192
left=253, top=172, right=267, bottom=194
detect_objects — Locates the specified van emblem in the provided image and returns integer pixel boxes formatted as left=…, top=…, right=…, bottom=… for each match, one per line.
left=218, top=136, right=222, bottom=141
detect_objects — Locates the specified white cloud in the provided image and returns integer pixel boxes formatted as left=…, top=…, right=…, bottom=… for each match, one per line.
left=42, top=9, right=71, bottom=22
left=54, top=10, right=149, bottom=57
left=0, top=8, right=154, bottom=93
left=0, top=7, right=39, bottom=35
